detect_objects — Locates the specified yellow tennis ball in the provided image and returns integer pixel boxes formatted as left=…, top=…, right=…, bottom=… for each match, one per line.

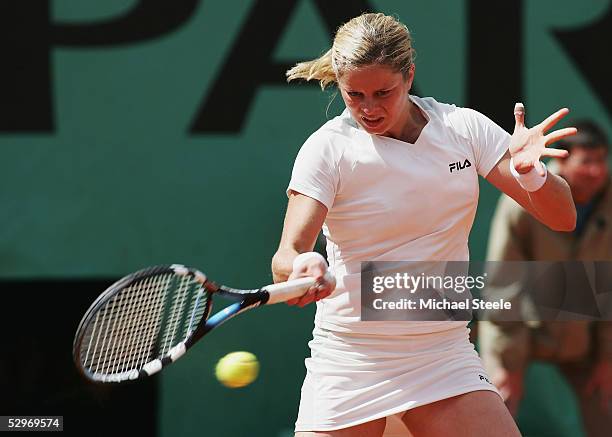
left=215, top=351, right=259, bottom=388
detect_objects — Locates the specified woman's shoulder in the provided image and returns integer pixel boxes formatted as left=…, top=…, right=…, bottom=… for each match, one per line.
left=414, top=95, right=496, bottom=139
left=302, top=110, right=358, bottom=149
left=318, top=109, right=359, bottom=137
left=412, top=95, right=473, bottom=122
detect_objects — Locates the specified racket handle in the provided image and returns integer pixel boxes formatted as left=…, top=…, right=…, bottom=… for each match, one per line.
left=263, top=271, right=335, bottom=305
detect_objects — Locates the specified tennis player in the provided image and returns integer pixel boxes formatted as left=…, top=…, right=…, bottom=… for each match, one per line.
left=271, top=13, right=577, bottom=437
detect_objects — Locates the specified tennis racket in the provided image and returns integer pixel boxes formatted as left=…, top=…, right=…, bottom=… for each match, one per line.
left=73, top=264, right=333, bottom=383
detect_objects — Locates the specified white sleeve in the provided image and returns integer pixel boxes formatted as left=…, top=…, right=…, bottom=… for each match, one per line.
left=286, top=132, right=339, bottom=211
left=461, top=108, right=511, bottom=177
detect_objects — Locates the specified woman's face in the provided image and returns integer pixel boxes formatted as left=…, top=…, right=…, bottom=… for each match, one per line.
left=559, top=146, right=609, bottom=204
left=337, top=64, right=414, bottom=137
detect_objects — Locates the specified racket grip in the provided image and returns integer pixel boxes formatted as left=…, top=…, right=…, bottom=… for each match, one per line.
left=263, top=271, right=335, bottom=305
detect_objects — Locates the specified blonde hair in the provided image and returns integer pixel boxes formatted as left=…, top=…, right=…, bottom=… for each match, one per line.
left=286, top=13, right=415, bottom=89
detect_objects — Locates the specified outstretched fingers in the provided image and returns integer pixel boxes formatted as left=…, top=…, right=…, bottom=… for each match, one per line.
left=513, top=102, right=525, bottom=131
left=541, top=148, right=570, bottom=159
left=545, top=126, right=577, bottom=145
left=539, top=107, right=570, bottom=132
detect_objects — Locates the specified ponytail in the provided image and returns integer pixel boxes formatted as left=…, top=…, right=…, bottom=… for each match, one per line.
left=286, top=49, right=337, bottom=90
left=286, top=13, right=415, bottom=91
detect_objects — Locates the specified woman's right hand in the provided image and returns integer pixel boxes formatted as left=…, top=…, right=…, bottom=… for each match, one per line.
left=272, top=192, right=333, bottom=306
left=286, top=253, right=336, bottom=307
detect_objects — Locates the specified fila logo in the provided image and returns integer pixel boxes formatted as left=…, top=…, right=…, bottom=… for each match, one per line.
left=449, top=159, right=472, bottom=173
left=479, top=374, right=493, bottom=384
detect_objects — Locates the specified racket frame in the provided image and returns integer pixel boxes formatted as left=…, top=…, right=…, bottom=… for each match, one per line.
left=73, top=264, right=323, bottom=383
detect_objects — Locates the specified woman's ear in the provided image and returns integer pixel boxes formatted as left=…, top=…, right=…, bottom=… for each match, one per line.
left=405, top=64, right=416, bottom=91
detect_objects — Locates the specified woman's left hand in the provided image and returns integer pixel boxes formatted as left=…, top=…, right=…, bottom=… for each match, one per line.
left=509, top=104, right=577, bottom=175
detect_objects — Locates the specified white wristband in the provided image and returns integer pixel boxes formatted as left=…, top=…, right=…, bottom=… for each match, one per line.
left=509, top=157, right=547, bottom=192
left=292, top=252, right=327, bottom=272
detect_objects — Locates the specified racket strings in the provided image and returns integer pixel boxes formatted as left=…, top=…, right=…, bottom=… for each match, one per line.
left=157, top=275, right=199, bottom=357
left=186, top=289, right=207, bottom=337
left=79, top=273, right=209, bottom=377
left=82, top=274, right=163, bottom=373
left=106, top=276, right=136, bottom=374
left=117, top=275, right=160, bottom=373
left=134, top=274, right=169, bottom=371
left=118, top=275, right=162, bottom=373
left=120, top=274, right=177, bottom=373
left=98, top=275, right=138, bottom=374
left=85, top=275, right=160, bottom=374
left=107, top=275, right=152, bottom=374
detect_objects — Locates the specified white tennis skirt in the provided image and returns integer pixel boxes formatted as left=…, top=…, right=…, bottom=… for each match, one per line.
left=295, top=322, right=499, bottom=432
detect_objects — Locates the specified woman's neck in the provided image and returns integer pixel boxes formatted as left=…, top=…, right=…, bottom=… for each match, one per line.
left=393, top=99, right=428, bottom=143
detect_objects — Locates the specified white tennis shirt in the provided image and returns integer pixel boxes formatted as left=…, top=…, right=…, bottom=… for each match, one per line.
left=288, top=95, right=510, bottom=334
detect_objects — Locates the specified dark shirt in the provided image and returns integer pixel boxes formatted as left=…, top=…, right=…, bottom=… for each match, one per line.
left=574, top=192, right=603, bottom=236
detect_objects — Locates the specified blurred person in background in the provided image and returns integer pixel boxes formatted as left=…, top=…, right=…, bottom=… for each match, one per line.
left=479, top=120, right=612, bottom=436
